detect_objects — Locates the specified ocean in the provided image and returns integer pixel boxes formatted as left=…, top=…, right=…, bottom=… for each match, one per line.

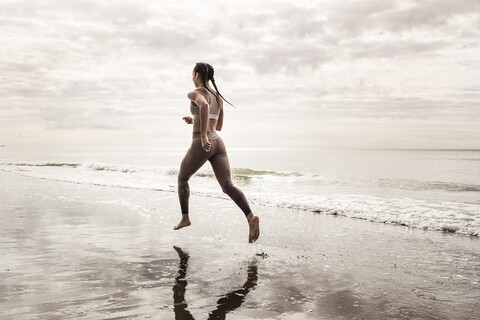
left=1, top=145, right=479, bottom=236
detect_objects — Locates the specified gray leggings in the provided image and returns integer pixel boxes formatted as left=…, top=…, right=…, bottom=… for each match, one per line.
left=178, top=132, right=252, bottom=216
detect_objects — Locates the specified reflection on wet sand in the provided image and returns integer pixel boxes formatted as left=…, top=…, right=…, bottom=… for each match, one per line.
left=173, top=246, right=194, bottom=320
left=173, top=246, right=258, bottom=320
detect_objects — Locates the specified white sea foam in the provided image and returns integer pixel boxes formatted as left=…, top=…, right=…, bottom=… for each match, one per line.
left=1, top=160, right=479, bottom=236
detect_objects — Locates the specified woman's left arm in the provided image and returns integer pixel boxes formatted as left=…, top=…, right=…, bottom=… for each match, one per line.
left=216, top=108, right=223, bottom=131
left=215, top=95, right=224, bottom=131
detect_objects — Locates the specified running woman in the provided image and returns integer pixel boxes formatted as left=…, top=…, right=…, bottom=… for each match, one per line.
left=174, top=62, right=260, bottom=243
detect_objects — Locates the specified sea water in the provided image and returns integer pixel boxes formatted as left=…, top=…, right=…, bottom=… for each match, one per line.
left=1, top=145, right=479, bottom=236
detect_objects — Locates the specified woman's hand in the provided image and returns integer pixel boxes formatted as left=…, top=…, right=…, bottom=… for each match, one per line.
left=201, top=135, right=211, bottom=152
left=182, top=116, right=193, bottom=124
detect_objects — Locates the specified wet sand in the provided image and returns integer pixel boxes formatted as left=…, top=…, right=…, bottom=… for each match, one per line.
left=0, top=170, right=479, bottom=319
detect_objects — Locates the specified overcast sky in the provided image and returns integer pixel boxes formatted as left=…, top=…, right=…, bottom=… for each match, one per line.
left=1, top=0, right=479, bottom=149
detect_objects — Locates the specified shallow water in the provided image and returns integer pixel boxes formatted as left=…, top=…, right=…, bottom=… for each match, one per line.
left=1, top=146, right=479, bottom=236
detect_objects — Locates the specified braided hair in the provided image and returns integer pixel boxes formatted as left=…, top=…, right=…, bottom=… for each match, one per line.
left=193, top=62, right=236, bottom=109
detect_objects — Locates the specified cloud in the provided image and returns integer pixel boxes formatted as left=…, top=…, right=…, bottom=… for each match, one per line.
left=345, top=39, right=450, bottom=59
left=0, top=0, right=479, bottom=148
left=247, top=42, right=331, bottom=75
left=37, top=106, right=138, bottom=130
left=234, top=0, right=480, bottom=73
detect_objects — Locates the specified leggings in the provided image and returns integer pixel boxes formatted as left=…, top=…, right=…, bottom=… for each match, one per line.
left=178, top=131, right=252, bottom=216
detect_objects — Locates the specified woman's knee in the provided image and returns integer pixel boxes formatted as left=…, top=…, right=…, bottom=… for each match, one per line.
left=220, top=180, right=235, bottom=194
left=178, top=170, right=191, bottom=184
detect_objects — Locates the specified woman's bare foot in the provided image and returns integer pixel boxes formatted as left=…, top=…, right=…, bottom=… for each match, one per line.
left=174, top=215, right=191, bottom=230
left=246, top=213, right=260, bottom=243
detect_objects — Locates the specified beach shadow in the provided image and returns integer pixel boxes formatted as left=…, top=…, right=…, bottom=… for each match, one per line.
left=172, top=246, right=258, bottom=320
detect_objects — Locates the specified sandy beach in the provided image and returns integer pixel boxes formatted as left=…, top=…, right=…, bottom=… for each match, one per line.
left=0, top=170, right=479, bottom=320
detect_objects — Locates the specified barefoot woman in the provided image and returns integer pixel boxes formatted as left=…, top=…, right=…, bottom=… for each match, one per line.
left=174, top=62, right=260, bottom=243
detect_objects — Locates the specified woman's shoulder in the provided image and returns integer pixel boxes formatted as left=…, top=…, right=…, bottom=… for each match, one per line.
left=188, top=87, right=207, bottom=96
left=187, top=88, right=212, bottom=105
left=187, top=88, right=202, bottom=100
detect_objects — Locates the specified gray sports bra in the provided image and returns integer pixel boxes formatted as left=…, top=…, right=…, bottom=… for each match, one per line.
left=190, top=89, right=220, bottom=120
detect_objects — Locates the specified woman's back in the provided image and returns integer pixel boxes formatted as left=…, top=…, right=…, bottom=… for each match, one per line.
left=190, top=87, right=223, bottom=133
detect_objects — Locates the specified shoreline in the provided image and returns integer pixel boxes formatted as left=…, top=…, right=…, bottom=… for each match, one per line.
left=2, top=169, right=478, bottom=238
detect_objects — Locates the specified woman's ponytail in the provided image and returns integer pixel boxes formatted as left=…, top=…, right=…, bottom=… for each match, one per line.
left=205, top=63, right=236, bottom=109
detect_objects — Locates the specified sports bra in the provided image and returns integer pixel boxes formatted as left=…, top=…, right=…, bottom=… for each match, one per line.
left=190, top=89, right=221, bottom=120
